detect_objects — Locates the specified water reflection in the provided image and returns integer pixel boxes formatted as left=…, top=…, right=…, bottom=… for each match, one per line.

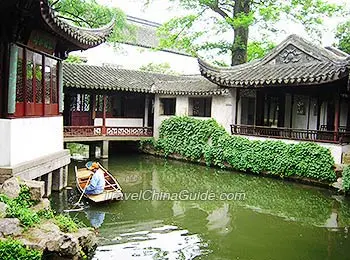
left=86, top=211, right=106, bottom=229
left=93, top=225, right=203, bottom=260
left=51, top=155, right=350, bottom=260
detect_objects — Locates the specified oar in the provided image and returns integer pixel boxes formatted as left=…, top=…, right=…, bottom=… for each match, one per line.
left=64, top=173, right=92, bottom=212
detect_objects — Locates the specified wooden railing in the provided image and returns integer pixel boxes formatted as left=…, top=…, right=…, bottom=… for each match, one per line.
left=64, top=126, right=153, bottom=137
left=230, top=125, right=350, bottom=144
left=64, top=126, right=102, bottom=137
left=106, top=127, right=153, bottom=137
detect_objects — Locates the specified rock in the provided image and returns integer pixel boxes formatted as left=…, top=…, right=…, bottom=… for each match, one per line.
left=0, top=202, right=8, bottom=218
left=32, top=198, right=51, bottom=212
left=0, top=218, right=23, bottom=236
left=20, top=179, right=45, bottom=201
left=20, top=221, right=97, bottom=259
left=71, top=228, right=97, bottom=252
left=0, top=177, right=21, bottom=199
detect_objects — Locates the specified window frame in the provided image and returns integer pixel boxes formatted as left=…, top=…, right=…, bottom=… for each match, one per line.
left=159, top=97, right=176, bottom=116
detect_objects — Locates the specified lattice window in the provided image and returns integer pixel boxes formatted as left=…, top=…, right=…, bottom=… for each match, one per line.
left=33, top=53, right=43, bottom=103
left=26, top=50, right=34, bottom=102
left=51, top=61, right=58, bottom=104
left=16, top=47, right=24, bottom=102
left=70, top=94, right=77, bottom=111
left=45, top=57, right=51, bottom=104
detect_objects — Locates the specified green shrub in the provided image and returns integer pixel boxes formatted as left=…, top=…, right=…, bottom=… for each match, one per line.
left=144, top=116, right=336, bottom=182
left=37, top=209, right=55, bottom=220
left=54, top=214, right=85, bottom=233
left=6, top=201, right=40, bottom=227
left=343, top=165, right=350, bottom=192
left=0, top=239, right=42, bottom=260
left=15, top=185, right=37, bottom=207
left=3, top=185, right=41, bottom=228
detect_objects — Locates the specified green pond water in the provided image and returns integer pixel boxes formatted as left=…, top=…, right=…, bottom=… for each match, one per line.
left=51, top=154, right=350, bottom=260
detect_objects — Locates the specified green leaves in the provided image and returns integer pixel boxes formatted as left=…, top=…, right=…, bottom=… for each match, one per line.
left=343, top=166, right=350, bottom=192
left=0, top=239, right=42, bottom=260
left=335, top=20, right=350, bottom=54
left=147, top=116, right=336, bottom=182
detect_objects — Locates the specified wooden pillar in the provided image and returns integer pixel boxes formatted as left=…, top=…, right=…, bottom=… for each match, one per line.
left=334, top=94, right=340, bottom=142
left=102, top=95, right=107, bottom=135
left=7, top=44, right=18, bottom=116
left=42, top=56, right=46, bottom=116
left=91, top=94, right=96, bottom=125
left=235, top=89, right=240, bottom=124
left=316, top=97, right=321, bottom=130
left=144, top=95, right=149, bottom=127
left=289, top=94, right=294, bottom=128
left=306, top=96, right=311, bottom=130
left=42, top=172, right=52, bottom=197
left=101, top=140, right=109, bottom=159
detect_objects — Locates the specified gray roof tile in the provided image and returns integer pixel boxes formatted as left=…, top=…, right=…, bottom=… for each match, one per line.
left=63, top=63, right=225, bottom=96
left=199, top=34, right=350, bottom=88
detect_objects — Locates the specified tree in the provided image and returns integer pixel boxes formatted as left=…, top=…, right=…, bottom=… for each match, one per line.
left=335, top=20, right=350, bottom=54
left=64, top=54, right=87, bottom=64
left=139, top=62, right=178, bottom=74
left=49, top=0, right=134, bottom=43
left=146, top=0, right=343, bottom=66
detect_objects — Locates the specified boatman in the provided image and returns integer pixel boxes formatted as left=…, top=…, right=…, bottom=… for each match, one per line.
left=85, top=162, right=105, bottom=195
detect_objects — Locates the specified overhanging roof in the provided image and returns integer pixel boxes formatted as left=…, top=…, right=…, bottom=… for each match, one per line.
left=40, top=0, right=115, bottom=51
left=199, top=34, right=350, bottom=88
left=63, top=63, right=226, bottom=96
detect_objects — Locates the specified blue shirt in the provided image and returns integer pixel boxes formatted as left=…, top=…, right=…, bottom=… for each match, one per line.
left=85, top=169, right=105, bottom=194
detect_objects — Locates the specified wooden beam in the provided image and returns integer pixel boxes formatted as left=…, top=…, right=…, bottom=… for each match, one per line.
left=102, top=95, right=107, bottom=135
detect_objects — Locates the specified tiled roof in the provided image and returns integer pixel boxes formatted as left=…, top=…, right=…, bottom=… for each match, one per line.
left=152, top=79, right=228, bottom=96
left=40, top=0, right=114, bottom=50
left=63, top=63, right=225, bottom=96
left=121, top=16, right=191, bottom=57
left=199, top=34, right=350, bottom=88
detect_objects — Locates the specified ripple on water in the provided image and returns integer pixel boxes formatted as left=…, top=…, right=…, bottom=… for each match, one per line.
left=93, top=225, right=205, bottom=260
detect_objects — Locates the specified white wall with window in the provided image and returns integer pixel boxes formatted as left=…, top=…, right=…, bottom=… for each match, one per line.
left=154, top=92, right=235, bottom=137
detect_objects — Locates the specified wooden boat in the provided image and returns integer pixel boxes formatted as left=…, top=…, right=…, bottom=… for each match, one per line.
left=75, top=163, right=123, bottom=203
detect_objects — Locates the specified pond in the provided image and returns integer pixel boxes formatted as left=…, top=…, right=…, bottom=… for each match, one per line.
left=51, top=154, right=350, bottom=260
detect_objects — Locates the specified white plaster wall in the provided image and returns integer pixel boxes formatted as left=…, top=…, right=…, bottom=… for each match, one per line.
left=0, top=120, right=11, bottom=166
left=176, top=96, right=188, bottom=116
left=212, top=93, right=234, bottom=133
left=0, top=117, right=63, bottom=166
left=238, top=135, right=344, bottom=164
left=153, top=96, right=171, bottom=138
left=94, top=118, right=143, bottom=127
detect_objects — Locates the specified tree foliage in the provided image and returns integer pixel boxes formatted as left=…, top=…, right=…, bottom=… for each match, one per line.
left=139, top=62, right=178, bottom=74
left=49, top=0, right=134, bottom=43
left=146, top=0, right=343, bottom=65
left=64, top=54, right=87, bottom=64
left=335, top=20, right=350, bottom=54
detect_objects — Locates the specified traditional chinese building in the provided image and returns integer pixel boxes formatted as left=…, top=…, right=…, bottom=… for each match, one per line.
left=0, top=0, right=113, bottom=194
left=199, top=34, right=350, bottom=164
left=62, top=63, right=229, bottom=157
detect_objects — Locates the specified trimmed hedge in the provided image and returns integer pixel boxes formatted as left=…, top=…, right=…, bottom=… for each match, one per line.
left=343, top=165, right=350, bottom=192
left=141, top=116, right=336, bottom=182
